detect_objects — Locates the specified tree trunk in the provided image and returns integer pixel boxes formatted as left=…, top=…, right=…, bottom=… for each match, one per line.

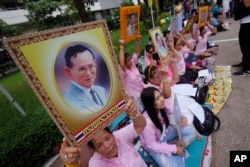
left=73, top=0, right=90, bottom=23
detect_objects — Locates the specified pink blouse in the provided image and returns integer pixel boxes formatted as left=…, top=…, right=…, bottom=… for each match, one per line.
left=89, top=124, right=147, bottom=167
left=175, top=46, right=191, bottom=75
left=140, top=112, right=177, bottom=155
left=194, top=31, right=212, bottom=55
left=119, top=54, right=144, bottom=97
left=143, top=82, right=173, bottom=114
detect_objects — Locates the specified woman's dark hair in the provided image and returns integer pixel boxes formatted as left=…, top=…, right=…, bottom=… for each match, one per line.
left=143, top=65, right=157, bottom=84
left=175, top=0, right=180, bottom=5
left=87, top=127, right=112, bottom=149
left=140, top=87, right=169, bottom=133
left=173, top=37, right=179, bottom=47
left=124, top=52, right=131, bottom=60
left=199, top=26, right=205, bottom=34
left=145, top=44, right=154, bottom=53
left=163, top=30, right=170, bottom=37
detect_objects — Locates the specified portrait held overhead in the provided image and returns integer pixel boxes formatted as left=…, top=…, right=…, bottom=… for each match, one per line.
left=155, top=32, right=167, bottom=57
left=120, top=5, right=141, bottom=43
left=148, top=27, right=168, bottom=60
left=3, top=20, right=127, bottom=146
left=56, top=43, right=109, bottom=113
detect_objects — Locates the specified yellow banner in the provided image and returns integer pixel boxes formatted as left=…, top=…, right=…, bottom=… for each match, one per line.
left=154, top=0, right=159, bottom=10
left=148, top=0, right=152, bottom=7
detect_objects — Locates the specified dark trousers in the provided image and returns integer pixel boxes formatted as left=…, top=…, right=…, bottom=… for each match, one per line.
left=239, top=23, right=250, bottom=71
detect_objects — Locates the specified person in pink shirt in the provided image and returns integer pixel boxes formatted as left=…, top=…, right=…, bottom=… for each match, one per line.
left=119, top=35, right=144, bottom=112
left=143, top=64, right=179, bottom=114
left=194, top=23, right=218, bottom=57
left=144, top=44, right=160, bottom=68
left=59, top=99, right=147, bottom=167
left=140, top=87, right=196, bottom=167
left=173, top=33, right=198, bottom=84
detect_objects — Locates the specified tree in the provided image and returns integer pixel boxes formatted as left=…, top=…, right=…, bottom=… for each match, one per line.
left=0, top=20, right=22, bottom=38
left=25, top=0, right=66, bottom=31
left=63, top=0, right=94, bottom=23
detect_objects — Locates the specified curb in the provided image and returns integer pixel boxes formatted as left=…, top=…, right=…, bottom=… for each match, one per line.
left=42, top=154, right=64, bottom=167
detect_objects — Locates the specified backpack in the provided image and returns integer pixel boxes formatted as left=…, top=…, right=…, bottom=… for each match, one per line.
left=193, top=106, right=220, bottom=136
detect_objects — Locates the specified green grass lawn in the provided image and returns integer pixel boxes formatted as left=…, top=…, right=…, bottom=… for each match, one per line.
left=0, top=71, right=46, bottom=127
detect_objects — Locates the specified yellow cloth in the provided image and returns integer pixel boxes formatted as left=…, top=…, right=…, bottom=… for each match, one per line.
left=175, top=4, right=183, bottom=14
left=65, top=161, right=80, bottom=167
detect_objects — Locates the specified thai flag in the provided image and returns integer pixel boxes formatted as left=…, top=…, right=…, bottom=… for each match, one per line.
left=118, top=100, right=126, bottom=109
left=75, top=131, right=84, bottom=143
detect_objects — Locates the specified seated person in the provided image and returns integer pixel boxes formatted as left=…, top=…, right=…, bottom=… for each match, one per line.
left=212, top=12, right=230, bottom=32
left=184, top=52, right=203, bottom=71
left=118, top=35, right=144, bottom=112
left=144, top=44, right=161, bottom=68
left=59, top=99, right=147, bottom=167
left=173, top=33, right=198, bottom=84
left=139, top=87, right=196, bottom=167
left=194, top=23, right=218, bottom=58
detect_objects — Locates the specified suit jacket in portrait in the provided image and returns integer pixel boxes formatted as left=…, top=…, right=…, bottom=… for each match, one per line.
left=127, top=23, right=136, bottom=36
left=64, top=83, right=107, bottom=113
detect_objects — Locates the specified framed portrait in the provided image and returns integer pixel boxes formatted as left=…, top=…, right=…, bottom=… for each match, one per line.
left=120, top=6, right=140, bottom=43
left=183, top=15, right=196, bottom=34
left=148, top=27, right=168, bottom=61
left=198, top=6, right=208, bottom=28
left=170, top=14, right=182, bottom=35
left=171, top=16, right=178, bottom=35
left=3, top=20, right=127, bottom=146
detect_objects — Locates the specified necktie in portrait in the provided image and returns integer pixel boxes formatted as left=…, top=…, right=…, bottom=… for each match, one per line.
left=90, top=89, right=103, bottom=106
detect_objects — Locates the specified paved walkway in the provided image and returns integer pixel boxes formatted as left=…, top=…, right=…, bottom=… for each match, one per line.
left=209, top=19, right=250, bottom=167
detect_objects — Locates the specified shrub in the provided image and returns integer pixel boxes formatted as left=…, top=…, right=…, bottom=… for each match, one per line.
left=0, top=109, right=62, bottom=167
left=0, top=72, right=62, bottom=167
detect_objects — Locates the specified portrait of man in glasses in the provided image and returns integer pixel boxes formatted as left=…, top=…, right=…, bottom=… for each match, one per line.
left=63, top=44, right=108, bottom=113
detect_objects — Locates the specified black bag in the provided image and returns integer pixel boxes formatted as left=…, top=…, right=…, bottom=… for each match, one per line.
left=194, top=85, right=209, bottom=104
left=193, top=106, right=220, bottom=136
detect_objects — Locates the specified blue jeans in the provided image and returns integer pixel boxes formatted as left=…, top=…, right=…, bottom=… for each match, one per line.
left=147, top=125, right=196, bottom=167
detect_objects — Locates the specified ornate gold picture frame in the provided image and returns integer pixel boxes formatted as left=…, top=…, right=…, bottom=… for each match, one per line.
left=120, top=6, right=140, bottom=43
left=3, top=20, right=127, bottom=146
left=198, top=6, right=209, bottom=28
left=148, top=27, right=168, bottom=61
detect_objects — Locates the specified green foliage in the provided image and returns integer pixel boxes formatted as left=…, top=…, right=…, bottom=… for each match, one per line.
left=0, top=72, right=62, bottom=166
left=25, top=0, right=67, bottom=31
left=155, top=12, right=171, bottom=30
left=104, top=16, right=119, bottom=31
left=121, top=0, right=135, bottom=6
left=0, top=20, right=23, bottom=38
